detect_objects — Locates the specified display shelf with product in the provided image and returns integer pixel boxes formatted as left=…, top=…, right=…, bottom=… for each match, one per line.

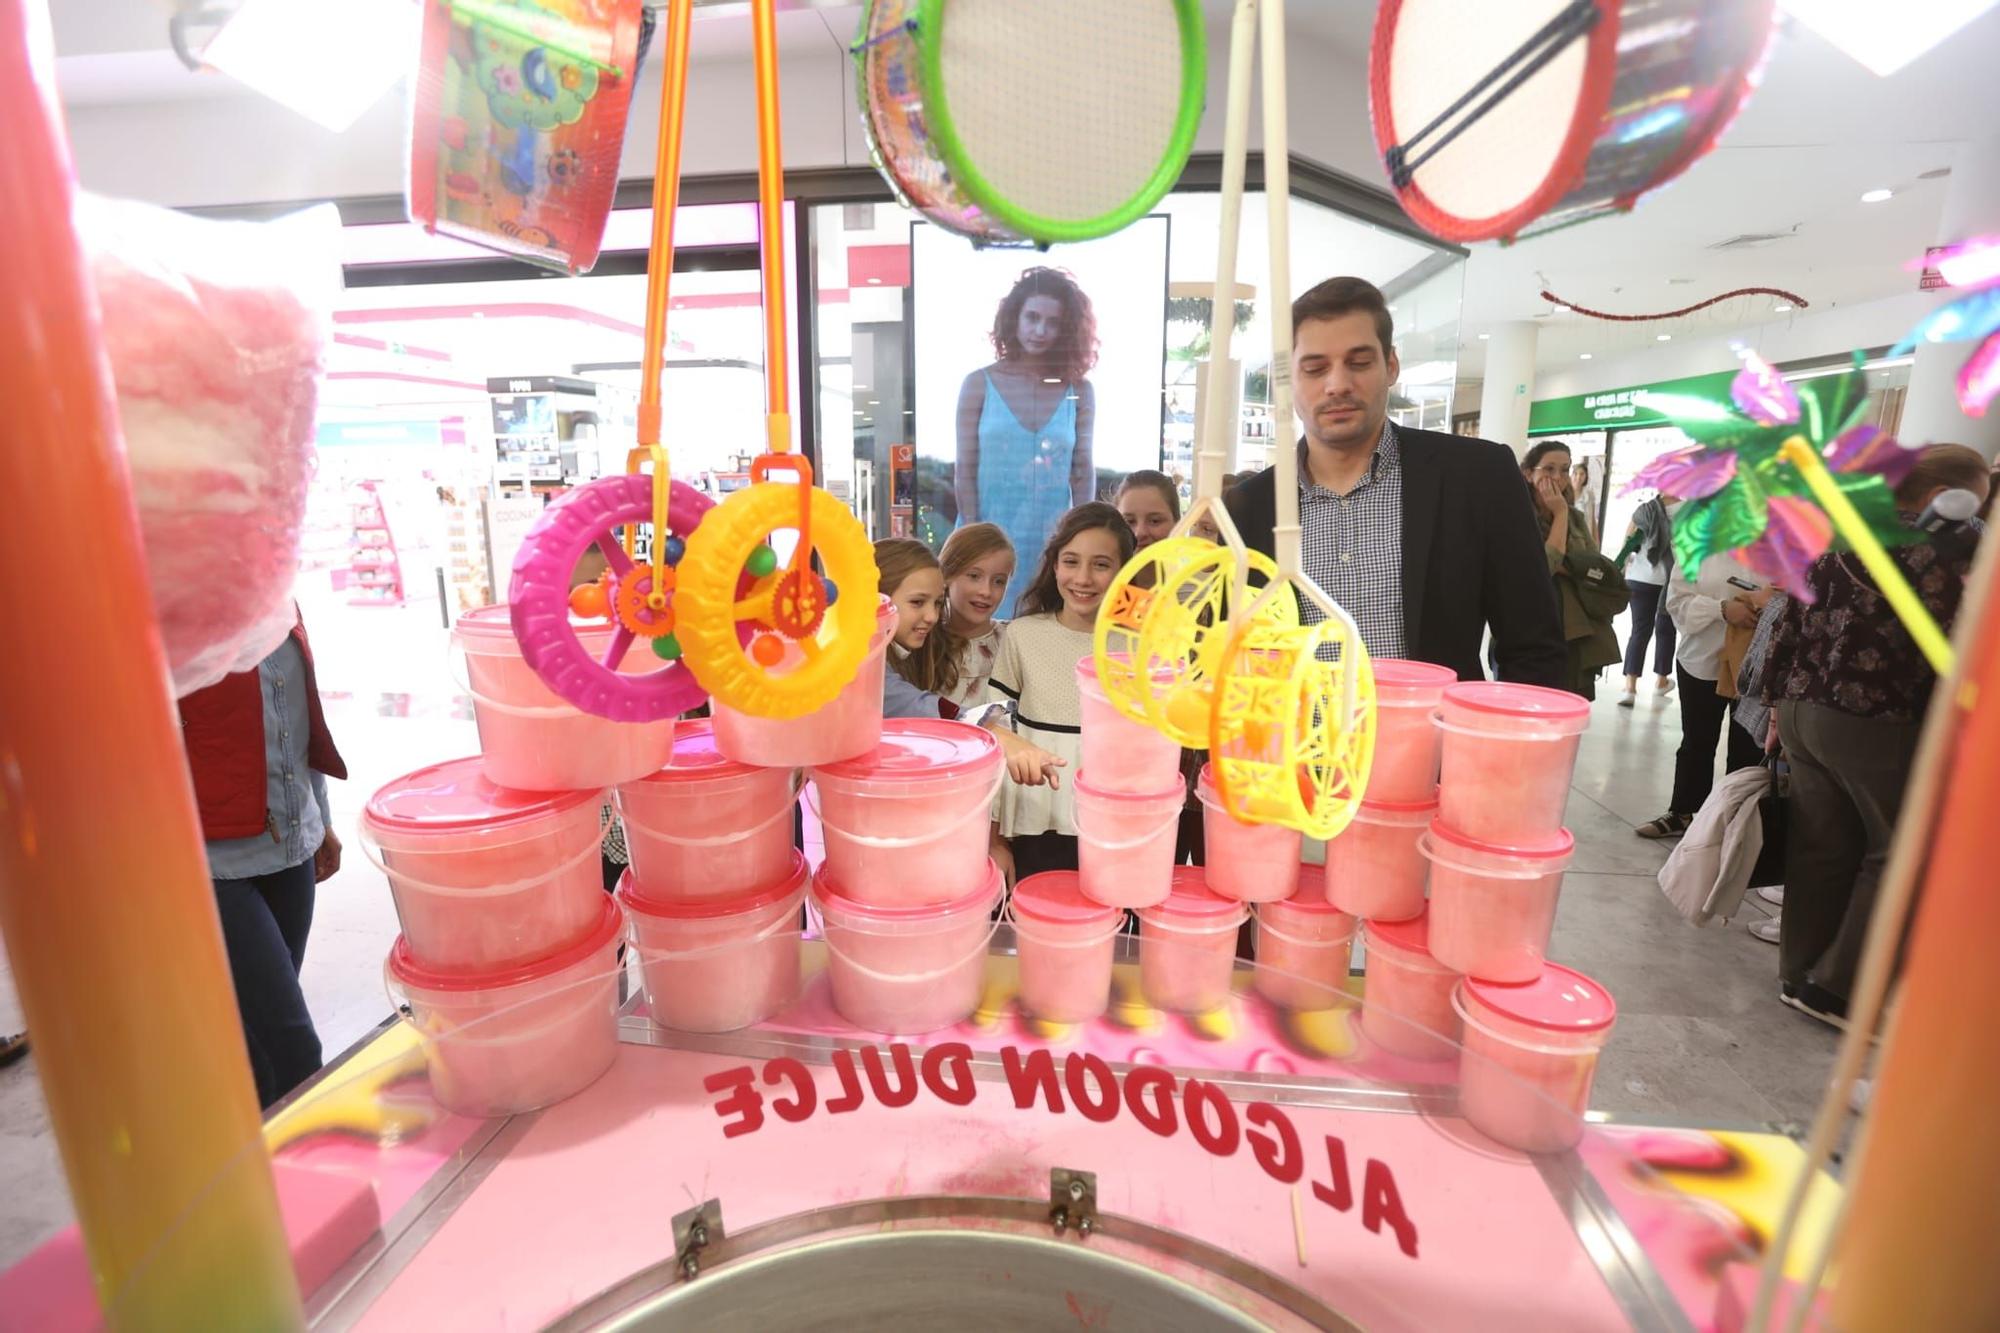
left=346, top=480, right=405, bottom=608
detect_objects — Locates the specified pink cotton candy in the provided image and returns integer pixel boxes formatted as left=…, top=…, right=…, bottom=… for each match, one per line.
left=81, top=195, right=338, bottom=696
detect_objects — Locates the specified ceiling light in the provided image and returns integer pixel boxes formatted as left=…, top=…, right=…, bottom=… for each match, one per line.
left=1861, top=188, right=1894, bottom=203
left=1656, top=334, right=1672, bottom=342
left=866, top=277, right=882, bottom=285
left=1477, top=332, right=1490, bottom=340
left=202, top=0, right=415, bottom=132
left=1579, top=353, right=1593, bottom=361
left=1780, top=0, right=1999, bottom=77
left=1774, top=304, right=1792, bottom=313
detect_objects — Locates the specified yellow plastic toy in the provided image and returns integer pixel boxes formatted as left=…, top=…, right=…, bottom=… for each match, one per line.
left=675, top=0, right=877, bottom=718
left=1097, top=0, right=1373, bottom=838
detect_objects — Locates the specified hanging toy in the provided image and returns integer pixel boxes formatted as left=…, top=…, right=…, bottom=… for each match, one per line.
left=1094, top=0, right=1375, bottom=841
left=1370, top=0, right=1775, bottom=244
left=853, top=0, right=1206, bottom=247
left=507, top=0, right=726, bottom=722
left=673, top=0, right=878, bottom=720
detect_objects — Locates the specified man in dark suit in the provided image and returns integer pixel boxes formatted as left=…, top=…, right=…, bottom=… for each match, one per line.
left=1225, top=276, right=1564, bottom=686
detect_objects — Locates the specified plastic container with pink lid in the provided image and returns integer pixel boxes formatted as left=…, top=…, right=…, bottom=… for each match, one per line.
left=1369, top=659, right=1458, bottom=802
left=1323, top=796, right=1437, bottom=922
left=1423, top=821, right=1575, bottom=983
left=454, top=603, right=676, bottom=791
left=1361, top=912, right=1460, bottom=1061
left=1454, top=965, right=1617, bottom=1153
left=360, top=757, right=606, bottom=973
left=811, top=860, right=1002, bottom=1034
left=385, top=893, right=625, bottom=1118
left=1005, top=871, right=1124, bottom=1023
left=1136, top=868, right=1249, bottom=1014
left=618, top=854, right=807, bottom=1034
left=808, top=720, right=1003, bottom=908
left=713, top=595, right=896, bottom=769
left=1074, top=773, right=1184, bottom=909
left=615, top=719, right=796, bottom=904
left=1197, top=764, right=1303, bottom=903
left=1435, top=682, right=1590, bottom=844
left=1076, top=656, right=1182, bottom=794
left=1254, top=876, right=1357, bottom=1011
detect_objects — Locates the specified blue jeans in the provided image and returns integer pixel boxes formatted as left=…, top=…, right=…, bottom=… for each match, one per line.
left=1623, top=580, right=1676, bottom=678
left=214, top=858, right=322, bottom=1108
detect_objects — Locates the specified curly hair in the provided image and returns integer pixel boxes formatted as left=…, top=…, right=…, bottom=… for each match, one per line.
left=990, top=266, right=1099, bottom=386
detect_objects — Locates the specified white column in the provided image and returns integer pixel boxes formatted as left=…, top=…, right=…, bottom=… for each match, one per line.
left=1899, top=136, right=2000, bottom=460
left=1478, top=321, right=1539, bottom=459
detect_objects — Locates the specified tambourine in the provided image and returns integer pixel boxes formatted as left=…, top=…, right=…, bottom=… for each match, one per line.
left=853, top=0, right=1206, bottom=246
left=1370, top=0, right=1776, bottom=244
left=408, top=0, right=644, bottom=273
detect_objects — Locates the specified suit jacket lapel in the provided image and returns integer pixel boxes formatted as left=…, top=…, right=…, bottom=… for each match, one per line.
left=1399, top=429, right=1441, bottom=654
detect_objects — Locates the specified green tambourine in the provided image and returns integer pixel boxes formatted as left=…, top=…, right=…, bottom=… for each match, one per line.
left=854, top=0, right=1206, bottom=247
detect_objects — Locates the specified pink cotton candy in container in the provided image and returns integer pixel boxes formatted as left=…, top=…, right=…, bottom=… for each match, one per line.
left=1361, top=912, right=1461, bottom=1060
left=811, top=860, right=1002, bottom=1035
left=615, top=718, right=796, bottom=903
left=618, top=854, right=807, bottom=1033
left=808, top=720, right=1003, bottom=908
left=455, top=603, right=676, bottom=791
left=1423, top=820, right=1574, bottom=983
left=1435, top=682, right=1589, bottom=844
left=1197, top=763, right=1303, bottom=903
left=1074, top=773, right=1184, bottom=909
left=1324, top=796, right=1437, bottom=922
left=1007, top=871, right=1124, bottom=1023
left=385, top=894, right=626, bottom=1118
left=713, top=596, right=895, bottom=768
left=1254, top=874, right=1357, bottom=1010
left=361, top=757, right=606, bottom=973
left=1137, top=868, right=1249, bottom=1014
left=1076, top=656, right=1182, bottom=794
left=1368, top=659, right=1457, bottom=802
left=1454, top=965, right=1616, bottom=1153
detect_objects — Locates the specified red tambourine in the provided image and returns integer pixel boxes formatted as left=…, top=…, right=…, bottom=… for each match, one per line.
left=1370, top=0, right=1777, bottom=244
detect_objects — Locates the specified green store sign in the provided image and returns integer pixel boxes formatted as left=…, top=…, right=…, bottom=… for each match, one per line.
left=1529, top=370, right=1738, bottom=435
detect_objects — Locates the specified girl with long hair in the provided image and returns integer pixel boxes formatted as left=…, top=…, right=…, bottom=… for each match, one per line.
left=937, top=522, right=1016, bottom=710
left=954, top=267, right=1099, bottom=616
left=988, top=503, right=1135, bottom=879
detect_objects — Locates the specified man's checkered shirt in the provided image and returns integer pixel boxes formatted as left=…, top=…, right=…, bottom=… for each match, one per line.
left=1296, top=419, right=1406, bottom=659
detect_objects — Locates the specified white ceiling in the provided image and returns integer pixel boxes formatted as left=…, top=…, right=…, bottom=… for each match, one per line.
left=49, top=1, right=2000, bottom=382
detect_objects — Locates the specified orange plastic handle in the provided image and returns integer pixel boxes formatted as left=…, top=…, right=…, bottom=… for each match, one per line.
left=636, top=0, right=693, bottom=448
left=751, top=0, right=788, bottom=438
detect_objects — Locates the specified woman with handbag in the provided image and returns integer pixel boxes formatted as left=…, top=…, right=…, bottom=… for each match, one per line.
left=1523, top=442, right=1625, bottom=699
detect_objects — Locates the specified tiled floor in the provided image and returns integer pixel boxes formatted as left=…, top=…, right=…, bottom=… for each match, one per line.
left=0, top=671, right=1840, bottom=1274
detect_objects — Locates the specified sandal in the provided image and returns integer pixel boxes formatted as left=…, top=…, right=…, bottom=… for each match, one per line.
left=1636, top=812, right=1690, bottom=839
left=0, top=1033, right=27, bottom=1069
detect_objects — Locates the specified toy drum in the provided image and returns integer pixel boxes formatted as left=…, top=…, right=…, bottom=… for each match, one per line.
left=1370, top=0, right=1776, bottom=243
left=853, top=0, right=1206, bottom=245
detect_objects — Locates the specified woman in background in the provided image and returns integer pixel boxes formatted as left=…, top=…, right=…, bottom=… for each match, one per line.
left=955, top=267, right=1099, bottom=616
left=1114, top=470, right=1181, bottom=550
left=1616, top=493, right=1677, bottom=706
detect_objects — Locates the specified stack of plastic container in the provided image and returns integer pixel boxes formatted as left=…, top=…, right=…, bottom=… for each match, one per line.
left=1331, top=677, right=1617, bottom=1152
left=805, top=719, right=1005, bottom=1034
left=1072, top=655, right=1183, bottom=911
left=614, top=718, right=808, bottom=1035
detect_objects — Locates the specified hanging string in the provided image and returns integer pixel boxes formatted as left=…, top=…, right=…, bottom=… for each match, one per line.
left=1539, top=286, right=1810, bottom=322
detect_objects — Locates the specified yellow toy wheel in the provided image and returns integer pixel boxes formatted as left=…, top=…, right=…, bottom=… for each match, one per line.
left=1208, top=613, right=1375, bottom=841
left=676, top=481, right=879, bottom=719
left=1093, top=536, right=1294, bottom=746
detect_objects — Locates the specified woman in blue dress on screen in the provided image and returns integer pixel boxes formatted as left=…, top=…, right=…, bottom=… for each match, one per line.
left=954, top=266, right=1098, bottom=618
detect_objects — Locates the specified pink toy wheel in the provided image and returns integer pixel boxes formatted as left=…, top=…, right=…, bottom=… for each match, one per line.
left=509, top=473, right=723, bottom=723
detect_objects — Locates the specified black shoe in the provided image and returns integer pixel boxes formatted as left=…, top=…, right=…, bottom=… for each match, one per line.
left=0, top=1033, right=27, bottom=1068
left=1780, top=981, right=1849, bottom=1031
left=1636, top=811, right=1690, bottom=839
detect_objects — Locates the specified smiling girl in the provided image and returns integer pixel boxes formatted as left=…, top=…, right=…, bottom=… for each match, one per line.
left=987, top=503, right=1135, bottom=879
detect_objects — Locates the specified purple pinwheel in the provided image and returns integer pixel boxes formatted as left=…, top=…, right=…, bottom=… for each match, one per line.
left=1622, top=352, right=1920, bottom=599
